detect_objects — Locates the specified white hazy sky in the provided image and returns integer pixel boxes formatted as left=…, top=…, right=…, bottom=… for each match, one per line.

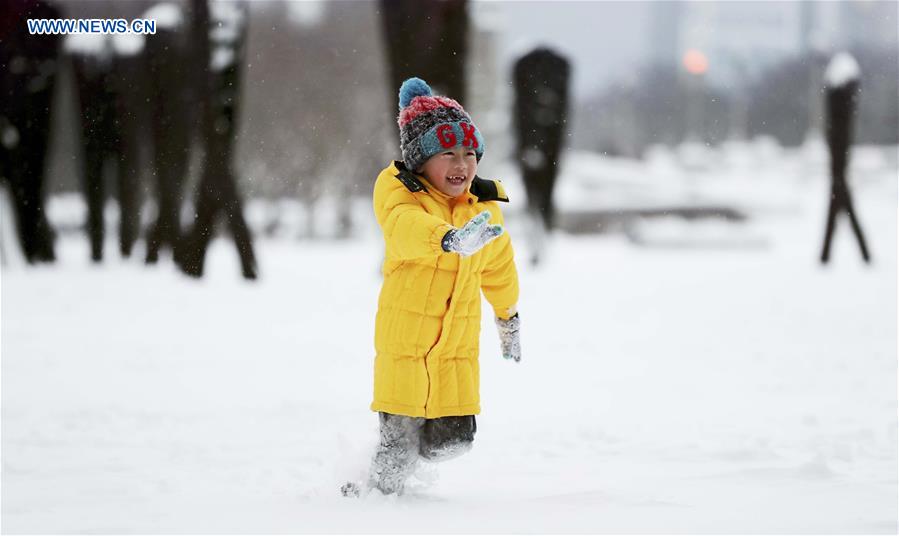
left=474, top=1, right=652, bottom=98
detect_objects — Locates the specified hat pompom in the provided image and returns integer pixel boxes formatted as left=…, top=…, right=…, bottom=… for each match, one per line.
left=398, top=77, right=432, bottom=110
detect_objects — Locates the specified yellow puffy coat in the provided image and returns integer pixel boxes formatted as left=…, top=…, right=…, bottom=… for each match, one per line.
left=371, top=160, right=519, bottom=419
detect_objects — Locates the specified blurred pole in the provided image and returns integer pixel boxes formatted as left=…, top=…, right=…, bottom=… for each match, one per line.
left=512, top=47, right=570, bottom=266
left=616, top=74, right=639, bottom=158
left=682, top=49, right=708, bottom=142
left=0, top=0, right=61, bottom=263
left=819, top=52, right=870, bottom=265
left=727, top=57, right=748, bottom=141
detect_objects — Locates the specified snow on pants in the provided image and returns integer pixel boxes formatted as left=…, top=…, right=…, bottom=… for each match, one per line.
left=368, top=412, right=477, bottom=494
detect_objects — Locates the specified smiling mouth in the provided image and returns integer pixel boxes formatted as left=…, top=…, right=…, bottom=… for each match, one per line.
left=447, top=175, right=465, bottom=185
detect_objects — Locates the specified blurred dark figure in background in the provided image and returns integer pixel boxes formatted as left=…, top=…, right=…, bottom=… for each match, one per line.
left=0, top=0, right=62, bottom=263
left=143, top=2, right=194, bottom=265
left=820, top=52, right=870, bottom=265
left=69, top=34, right=145, bottom=261
left=177, top=0, right=257, bottom=280
left=379, top=0, right=469, bottom=130
left=513, top=47, right=570, bottom=265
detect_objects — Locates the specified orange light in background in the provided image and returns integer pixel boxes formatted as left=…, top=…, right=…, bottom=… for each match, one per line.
left=682, top=49, right=708, bottom=75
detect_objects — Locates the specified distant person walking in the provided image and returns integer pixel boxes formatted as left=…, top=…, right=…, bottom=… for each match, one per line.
left=820, top=52, right=870, bottom=264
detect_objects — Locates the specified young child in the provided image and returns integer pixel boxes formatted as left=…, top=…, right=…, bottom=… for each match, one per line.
left=361, top=77, right=521, bottom=496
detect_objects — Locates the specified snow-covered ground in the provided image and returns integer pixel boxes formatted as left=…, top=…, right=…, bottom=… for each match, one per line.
left=2, top=144, right=897, bottom=533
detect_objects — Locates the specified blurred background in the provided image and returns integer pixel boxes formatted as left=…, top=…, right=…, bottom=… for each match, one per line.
left=2, top=1, right=897, bottom=533
left=1, top=0, right=896, bottom=271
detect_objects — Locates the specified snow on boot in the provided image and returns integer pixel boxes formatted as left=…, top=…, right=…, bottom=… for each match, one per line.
left=367, top=413, right=423, bottom=495
left=340, top=481, right=362, bottom=498
left=408, top=460, right=439, bottom=490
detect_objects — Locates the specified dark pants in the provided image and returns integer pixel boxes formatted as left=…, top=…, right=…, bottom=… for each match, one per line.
left=368, top=412, right=476, bottom=494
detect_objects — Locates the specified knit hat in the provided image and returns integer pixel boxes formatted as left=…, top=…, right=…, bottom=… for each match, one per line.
left=397, top=77, right=485, bottom=172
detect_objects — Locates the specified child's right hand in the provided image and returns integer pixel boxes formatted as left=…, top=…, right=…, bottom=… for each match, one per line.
left=441, top=210, right=504, bottom=257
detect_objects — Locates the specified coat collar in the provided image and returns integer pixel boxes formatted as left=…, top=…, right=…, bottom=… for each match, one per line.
left=389, top=160, right=509, bottom=203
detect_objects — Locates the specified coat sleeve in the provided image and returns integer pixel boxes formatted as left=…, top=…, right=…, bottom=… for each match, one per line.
left=480, top=207, right=519, bottom=320
left=373, top=171, right=455, bottom=260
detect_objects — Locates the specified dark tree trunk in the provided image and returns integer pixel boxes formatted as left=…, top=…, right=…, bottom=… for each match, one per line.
left=0, top=0, right=61, bottom=263
left=111, top=49, right=149, bottom=258
left=144, top=21, right=194, bottom=264
left=177, top=0, right=257, bottom=280
left=72, top=50, right=118, bottom=262
left=379, top=0, right=469, bottom=126
left=820, top=78, right=870, bottom=264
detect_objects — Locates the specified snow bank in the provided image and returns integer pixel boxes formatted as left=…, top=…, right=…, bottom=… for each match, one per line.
left=2, top=146, right=896, bottom=533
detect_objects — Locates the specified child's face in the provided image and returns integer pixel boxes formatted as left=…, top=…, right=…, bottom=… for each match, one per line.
left=418, top=146, right=478, bottom=198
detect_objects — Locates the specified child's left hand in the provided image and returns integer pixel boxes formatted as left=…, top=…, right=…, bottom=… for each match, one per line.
left=495, top=313, right=521, bottom=362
